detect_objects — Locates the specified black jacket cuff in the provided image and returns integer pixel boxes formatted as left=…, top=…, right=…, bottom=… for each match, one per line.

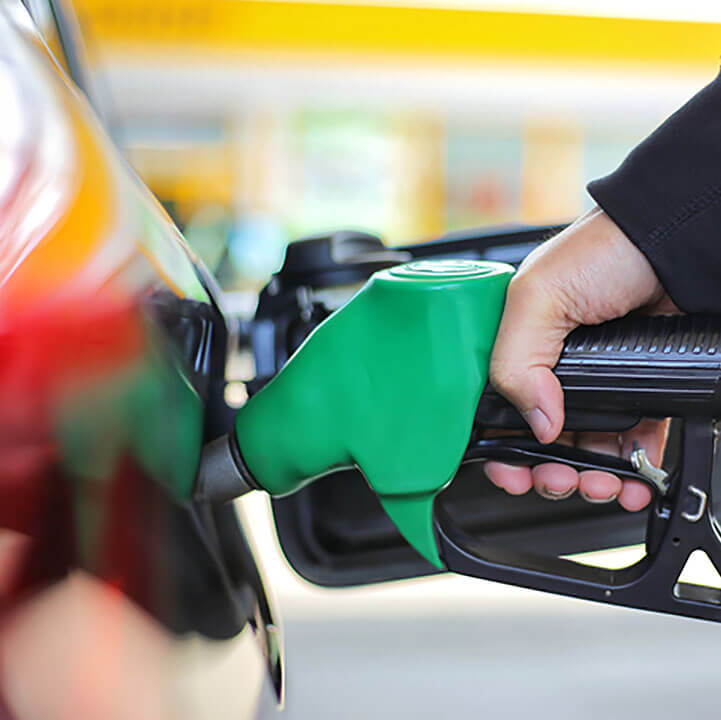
left=587, top=70, right=721, bottom=313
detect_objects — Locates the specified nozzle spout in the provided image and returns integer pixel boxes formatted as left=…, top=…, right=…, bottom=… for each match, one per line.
left=195, top=433, right=259, bottom=503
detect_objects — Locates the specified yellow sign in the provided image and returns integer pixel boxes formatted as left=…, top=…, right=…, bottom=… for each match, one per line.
left=73, top=0, right=721, bottom=67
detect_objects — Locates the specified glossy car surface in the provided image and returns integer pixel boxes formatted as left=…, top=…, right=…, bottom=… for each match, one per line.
left=0, top=1, right=280, bottom=716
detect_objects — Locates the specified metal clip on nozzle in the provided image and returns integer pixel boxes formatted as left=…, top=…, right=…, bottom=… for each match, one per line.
left=630, top=445, right=670, bottom=495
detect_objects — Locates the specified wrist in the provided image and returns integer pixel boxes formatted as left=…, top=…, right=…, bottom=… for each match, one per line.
left=595, top=207, right=666, bottom=310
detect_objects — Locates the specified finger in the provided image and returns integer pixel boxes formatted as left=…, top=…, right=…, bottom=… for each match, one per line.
left=489, top=274, right=570, bottom=445
left=620, top=419, right=670, bottom=466
left=532, top=463, right=578, bottom=500
left=576, top=432, right=622, bottom=503
left=483, top=430, right=575, bottom=496
left=618, top=480, right=653, bottom=512
left=578, top=471, right=622, bottom=504
left=484, top=462, right=533, bottom=495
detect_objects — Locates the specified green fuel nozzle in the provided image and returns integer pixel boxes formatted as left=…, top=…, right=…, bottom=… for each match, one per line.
left=196, top=259, right=514, bottom=568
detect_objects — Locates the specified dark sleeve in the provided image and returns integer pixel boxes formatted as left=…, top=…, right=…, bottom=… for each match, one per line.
left=587, top=70, right=721, bottom=313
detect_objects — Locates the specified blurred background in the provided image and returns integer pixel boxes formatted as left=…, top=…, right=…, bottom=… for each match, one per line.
left=71, top=0, right=721, bottom=300
left=60, top=1, right=721, bottom=717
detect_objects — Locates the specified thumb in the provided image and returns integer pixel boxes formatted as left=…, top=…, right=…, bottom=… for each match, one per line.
left=489, top=277, right=570, bottom=444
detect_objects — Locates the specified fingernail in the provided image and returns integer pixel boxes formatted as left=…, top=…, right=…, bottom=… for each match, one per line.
left=538, top=486, right=575, bottom=501
left=522, top=408, right=552, bottom=441
left=580, top=490, right=619, bottom=505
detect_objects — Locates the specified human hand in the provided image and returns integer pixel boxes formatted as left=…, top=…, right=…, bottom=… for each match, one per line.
left=486, top=207, right=675, bottom=511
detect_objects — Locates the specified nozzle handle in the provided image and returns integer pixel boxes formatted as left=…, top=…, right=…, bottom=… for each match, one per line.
left=478, top=313, right=721, bottom=431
